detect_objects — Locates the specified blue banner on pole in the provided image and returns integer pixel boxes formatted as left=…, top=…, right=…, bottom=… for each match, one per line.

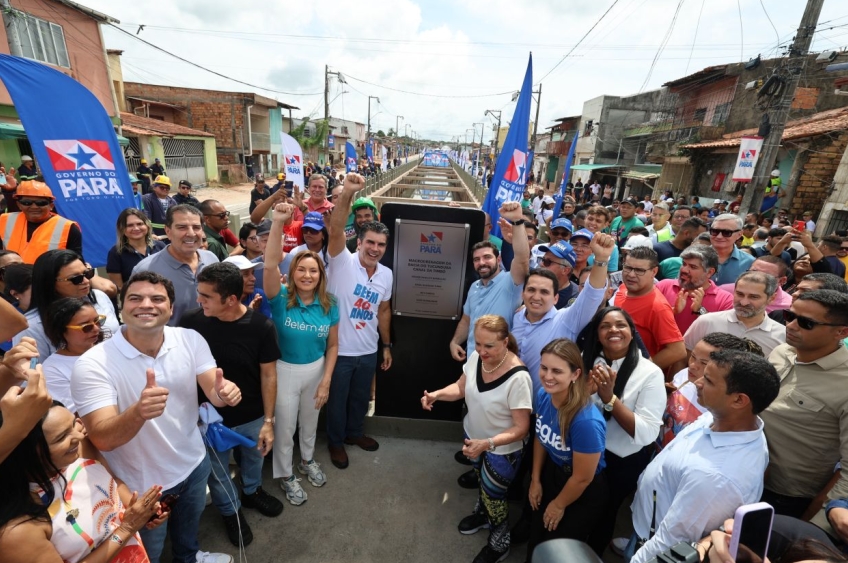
left=482, top=54, right=533, bottom=238
left=0, top=55, right=136, bottom=266
left=366, top=140, right=374, bottom=164
left=552, top=132, right=580, bottom=219
left=345, top=141, right=358, bottom=173
left=328, top=134, right=335, bottom=148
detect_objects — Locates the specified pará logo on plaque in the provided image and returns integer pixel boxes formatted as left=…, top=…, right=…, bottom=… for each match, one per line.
left=419, top=232, right=443, bottom=254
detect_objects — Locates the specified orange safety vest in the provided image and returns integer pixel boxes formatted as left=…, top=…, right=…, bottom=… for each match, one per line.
left=0, top=213, right=77, bottom=263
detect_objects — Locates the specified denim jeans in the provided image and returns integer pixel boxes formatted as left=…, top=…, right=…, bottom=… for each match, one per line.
left=623, top=531, right=641, bottom=563
left=326, top=352, right=378, bottom=447
left=139, top=453, right=211, bottom=563
left=207, top=416, right=265, bottom=516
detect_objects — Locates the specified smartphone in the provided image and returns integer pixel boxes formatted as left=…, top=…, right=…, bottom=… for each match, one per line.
left=793, top=220, right=806, bottom=232
left=148, top=493, right=179, bottom=523
left=729, top=502, right=774, bottom=563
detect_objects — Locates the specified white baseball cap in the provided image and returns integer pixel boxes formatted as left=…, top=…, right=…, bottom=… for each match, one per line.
left=223, top=256, right=259, bottom=271
left=623, top=234, right=653, bottom=251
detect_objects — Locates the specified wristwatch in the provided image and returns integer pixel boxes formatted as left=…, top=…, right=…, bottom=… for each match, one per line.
left=382, top=342, right=393, bottom=348
left=693, top=306, right=708, bottom=316
left=511, top=219, right=527, bottom=226
left=603, top=395, right=617, bottom=412
left=594, top=260, right=609, bottom=267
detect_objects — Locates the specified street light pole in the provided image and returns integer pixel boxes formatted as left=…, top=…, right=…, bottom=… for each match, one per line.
left=396, top=115, right=403, bottom=137
left=367, top=95, right=380, bottom=139
left=485, top=109, right=502, bottom=160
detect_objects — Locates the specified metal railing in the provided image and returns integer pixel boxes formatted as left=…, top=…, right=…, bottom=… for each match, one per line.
left=449, top=159, right=487, bottom=205
left=357, top=155, right=422, bottom=198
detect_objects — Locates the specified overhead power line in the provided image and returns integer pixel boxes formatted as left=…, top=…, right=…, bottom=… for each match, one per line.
left=342, top=73, right=515, bottom=99
left=108, top=24, right=324, bottom=96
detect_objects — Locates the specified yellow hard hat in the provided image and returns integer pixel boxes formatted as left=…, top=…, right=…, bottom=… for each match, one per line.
left=153, top=175, right=172, bottom=187
left=277, top=173, right=285, bottom=180
left=15, top=180, right=54, bottom=200
left=140, top=158, right=148, bottom=164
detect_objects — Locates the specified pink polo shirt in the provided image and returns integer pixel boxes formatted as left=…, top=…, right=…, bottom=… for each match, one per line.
left=718, top=283, right=792, bottom=313
left=656, top=279, right=734, bottom=335
left=306, top=198, right=334, bottom=214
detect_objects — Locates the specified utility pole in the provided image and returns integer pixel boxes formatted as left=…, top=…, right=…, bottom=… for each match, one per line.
left=473, top=122, right=483, bottom=174
left=531, top=83, right=543, bottom=152
left=323, top=66, right=344, bottom=164
left=367, top=95, right=379, bottom=139
left=1, top=0, right=23, bottom=57
left=396, top=115, right=403, bottom=137
left=739, top=0, right=825, bottom=218
left=485, top=109, right=502, bottom=161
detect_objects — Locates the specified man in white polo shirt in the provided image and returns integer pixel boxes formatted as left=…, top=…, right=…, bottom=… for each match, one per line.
left=325, top=173, right=393, bottom=469
left=72, top=271, right=243, bottom=563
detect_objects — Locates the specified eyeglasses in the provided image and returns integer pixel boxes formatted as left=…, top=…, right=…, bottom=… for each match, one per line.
left=245, top=236, right=259, bottom=242
left=622, top=265, right=650, bottom=277
left=155, top=185, right=171, bottom=191
left=783, top=309, right=845, bottom=330
left=17, top=199, right=51, bottom=207
left=204, top=211, right=230, bottom=219
left=66, top=315, right=107, bottom=333
left=541, top=257, right=568, bottom=268
left=57, top=268, right=95, bottom=285
left=709, top=228, right=741, bottom=238
left=839, top=247, right=848, bottom=252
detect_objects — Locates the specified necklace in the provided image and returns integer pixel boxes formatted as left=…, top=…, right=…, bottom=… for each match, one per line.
left=482, top=351, right=510, bottom=374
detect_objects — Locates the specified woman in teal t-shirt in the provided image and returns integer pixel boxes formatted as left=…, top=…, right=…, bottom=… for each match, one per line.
left=265, top=203, right=339, bottom=507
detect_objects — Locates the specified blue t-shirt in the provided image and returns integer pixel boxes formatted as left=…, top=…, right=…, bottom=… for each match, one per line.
left=269, top=285, right=339, bottom=364
left=242, top=288, right=272, bottom=320
left=534, top=388, right=606, bottom=473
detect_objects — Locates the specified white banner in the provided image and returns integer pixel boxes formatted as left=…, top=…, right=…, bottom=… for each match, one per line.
left=381, top=145, right=388, bottom=171
left=732, top=136, right=764, bottom=183
left=280, top=131, right=305, bottom=190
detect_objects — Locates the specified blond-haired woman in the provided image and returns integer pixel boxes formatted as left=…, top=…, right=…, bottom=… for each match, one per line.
left=105, top=208, right=165, bottom=289
left=421, top=315, right=532, bottom=563
left=527, top=338, right=608, bottom=558
left=265, top=203, right=339, bottom=507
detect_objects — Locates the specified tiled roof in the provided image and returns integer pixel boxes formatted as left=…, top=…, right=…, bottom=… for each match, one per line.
left=682, top=106, right=848, bottom=149
left=120, top=112, right=215, bottom=138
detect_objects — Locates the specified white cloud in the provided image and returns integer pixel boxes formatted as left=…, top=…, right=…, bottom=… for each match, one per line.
left=80, top=0, right=846, bottom=141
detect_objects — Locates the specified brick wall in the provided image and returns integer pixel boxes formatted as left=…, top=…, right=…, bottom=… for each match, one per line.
left=790, top=132, right=848, bottom=218
left=791, top=87, right=820, bottom=110
left=124, top=83, right=249, bottom=165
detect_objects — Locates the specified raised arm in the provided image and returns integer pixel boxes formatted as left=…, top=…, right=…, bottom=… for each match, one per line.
left=249, top=189, right=287, bottom=224
left=264, top=202, right=294, bottom=300
left=499, top=202, right=529, bottom=285
left=329, top=173, right=364, bottom=258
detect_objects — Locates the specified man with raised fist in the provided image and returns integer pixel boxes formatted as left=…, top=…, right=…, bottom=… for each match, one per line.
left=72, top=270, right=241, bottom=563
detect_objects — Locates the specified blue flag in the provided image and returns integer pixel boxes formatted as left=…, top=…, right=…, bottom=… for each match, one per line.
left=552, top=131, right=580, bottom=219
left=482, top=54, right=533, bottom=238
left=0, top=55, right=135, bottom=266
left=366, top=140, right=374, bottom=164
left=345, top=141, right=358, bottom=173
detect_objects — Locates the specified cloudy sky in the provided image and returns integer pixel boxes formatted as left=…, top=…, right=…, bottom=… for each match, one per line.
left=85, top=0, right=847, bottom=142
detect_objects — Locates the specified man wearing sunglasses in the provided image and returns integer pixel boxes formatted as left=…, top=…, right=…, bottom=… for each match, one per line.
left=709, top=213, right=755, bottom=286
left=0, top=180, right=82, bottom=263
left=760, top=290, right=848, bottom=524
left=199, top=199, right=231, bottom=262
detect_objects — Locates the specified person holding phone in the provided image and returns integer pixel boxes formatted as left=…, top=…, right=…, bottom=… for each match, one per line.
left=0, top=401, right=166, bottom=563
left=627, top=350, right=780, bottom=563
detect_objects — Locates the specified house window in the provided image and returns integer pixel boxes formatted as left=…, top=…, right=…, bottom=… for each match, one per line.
left=712, top=103, right=731, bottom=126
left=11, top=14, right=70, bottom=68
left=341, top=126, right=349, bottom=135
left=692, top=108, right=707, bottom=123
left=585, top=120, right=594, bottom=134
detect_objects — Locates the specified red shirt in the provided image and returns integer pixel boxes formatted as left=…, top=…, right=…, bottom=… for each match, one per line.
left=221, top=228, right=239, bottom=247
left=656, top=279, right=734, bottom=335
left=283, top=221, right=303, bottom=252
left=614, top=285, right=683, bottom=357
left=306, top=198, right=334, bottom=214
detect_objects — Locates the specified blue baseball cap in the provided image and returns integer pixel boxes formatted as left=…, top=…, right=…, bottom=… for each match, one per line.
left=570, top=228, right=594, bottom=242
left=303, top=212, right=325, bottom=231
left=551, top=218, right=573, bottom=232
left=539, top=240, right=577, bottom=267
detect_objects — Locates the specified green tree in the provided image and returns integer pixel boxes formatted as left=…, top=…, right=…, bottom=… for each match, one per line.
left=376, top=129, right=386, bottom=137
left=289, top=119, right=329, bottom=149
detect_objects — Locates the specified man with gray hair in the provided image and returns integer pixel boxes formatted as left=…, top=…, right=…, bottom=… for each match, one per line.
left=710, top=213, right=754, bottom=285
left=656, top=245, right=734, bottom=335
left=684, top=270, right=785, bottom=357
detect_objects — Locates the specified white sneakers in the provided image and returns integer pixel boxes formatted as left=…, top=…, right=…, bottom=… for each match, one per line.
left=297, top=460, right=327, bottom=487
left=281, top=475, right=307, bottom=505
left=196, top=551, right=233, bottom=563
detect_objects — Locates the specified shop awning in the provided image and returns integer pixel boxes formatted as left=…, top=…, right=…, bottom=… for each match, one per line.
left=0, top=122, right=129, bottom=145
left=621, top=164, right=662, bottom=181
left=570, top=164, right=622, bottom=171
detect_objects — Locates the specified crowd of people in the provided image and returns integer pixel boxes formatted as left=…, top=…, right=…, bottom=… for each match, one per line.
left=1, top=156, right=848, bottom=563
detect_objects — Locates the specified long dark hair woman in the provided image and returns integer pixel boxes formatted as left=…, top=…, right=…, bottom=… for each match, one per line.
left=421, top=315, right=533, bottom=563
left=13, top=250, right=119, bottom=363
left=0, top=401, right=164, bottom=563
left=580, top=307, right=665, bottom=556
left=527, top=338, right=609, bottom=559
left=41, top=298, right=108, bottom=414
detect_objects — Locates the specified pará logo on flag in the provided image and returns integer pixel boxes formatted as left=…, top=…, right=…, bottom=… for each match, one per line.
left=503, top=149, right=527, bottom=184
left=44, top=140, right=115, bottom=171
left=285, top=155, right=301, bottom=166
left=742, top=150, right=757, bottom=159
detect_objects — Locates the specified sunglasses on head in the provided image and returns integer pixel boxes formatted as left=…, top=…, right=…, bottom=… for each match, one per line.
left=57, top=268, right=95, bottom=285
left=17, top=199, right=51, bottom=207
left=783, top=309, right=845, bottom=330
left=709, top=227, right=740, bottom=238
left=66, top=314, right=107, bottom=333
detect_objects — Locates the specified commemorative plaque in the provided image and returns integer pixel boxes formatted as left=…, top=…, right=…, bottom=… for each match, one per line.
left=392, top=218, right=470, bottom=319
